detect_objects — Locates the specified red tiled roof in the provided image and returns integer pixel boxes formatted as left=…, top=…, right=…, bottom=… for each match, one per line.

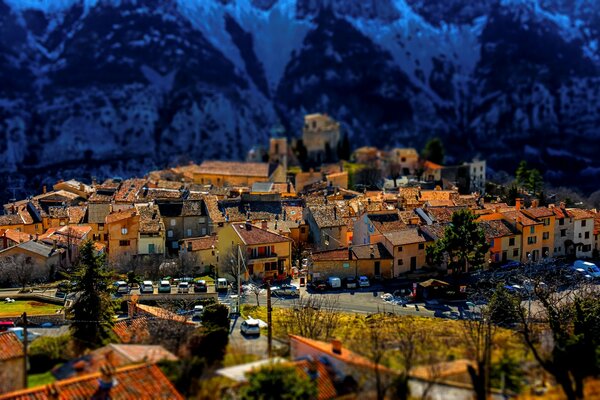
left=182, top=236, right=218, bottom=251
left=311, top=248, right=349, bottom=262
left=383, top=228, right=427, bottom=246
left=2, top=229, right=33, bottom=244
left=294, top=359, right=338, bottom=400
left=105, top=209, right=137, bottom=224
left=0, top=332, right=24, bottom=361
left=114, top=179, right=146, bottom=203
left=522, top=207, right=554, bottom=219
left=568, top=208, right=595, bottom=220
left=232, top=223, right=292, bottom=246
left=0, top=364, right=183, bottom=400
left=197, top=161, right=270, bottom=177
left=423, top=161, right=444, bottom=170
left=502, top=210, right=538, bottom=226
left=113, top=318, right=150, bottom=344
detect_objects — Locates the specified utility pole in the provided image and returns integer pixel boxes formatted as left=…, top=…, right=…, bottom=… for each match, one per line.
left=237, top=245, right=242, bottom=314
left=266, top=283, right=272, bottom=358
left=22, top=312, right=28, bottom=389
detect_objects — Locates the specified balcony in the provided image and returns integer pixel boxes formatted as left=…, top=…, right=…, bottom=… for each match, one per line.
left=247, top=252, right=279, bottom=265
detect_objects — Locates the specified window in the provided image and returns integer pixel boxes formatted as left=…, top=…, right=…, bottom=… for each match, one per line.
left=300, top=227, right=306, bottom=234
left=397, top=246, right=403, bottom=253
left=199, top=217, right=206, bottom=223
left=93, top=234, right=100, bottom=241
left=201, top=227, right=207, bottom=236
left=119, top=240, right=130, bottom=246
left=527, top=236, right=537, bottom=245
left=543, top=232, right=549, bottom=240
left=59, top=221, right=65, bottom=226
left=187, top=243, right=192, bottom=252
left=583, top=244, right=592, bottom=252
left=186, top=229, right=192, bottom=237
left=170, top=219, right=176, bottom=226
left=490, top=239, right=494, bottom=247
left=121, top=227, right=128, bottom=235
left=513, top=249, right=519, bottom=257
left=561, top=229, right=566, bottom=237
left=582, top=220, right=587, bottom=227
left=148, top=243, right=155, bottom=254
left=578, top=233, right=582, bottom=239
left=99, top=223, right=104, bottom=231
left=104, top=234, right=108, bottom=241
left=265, top=262, right=277, bottom=271
left=509, top=237, right=515, bottom=246
left=171, top=242, right=178, bottom=249
left=167, top=230, right=173, bottom=238
left=585, top=231, right=590, bottom=239
left=401, top=157, right=406, bottom=162
left=543, top=218, right=550, bottom=226
left=418, top=243, right=424, bottom=250
left=397, top=259, right=403, bottom=266
left=530, top=226, right=535, bottom=234
left=559, top=218, right=564, bottom=226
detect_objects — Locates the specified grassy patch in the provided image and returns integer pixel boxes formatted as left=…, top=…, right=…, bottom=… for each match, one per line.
left=0, top=301, right=62, bottom=317
left=28, top=370, right=55, bottom=388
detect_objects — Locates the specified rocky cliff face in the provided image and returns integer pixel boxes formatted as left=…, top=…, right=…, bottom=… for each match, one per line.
left=1, top=0, right=599, bottom=199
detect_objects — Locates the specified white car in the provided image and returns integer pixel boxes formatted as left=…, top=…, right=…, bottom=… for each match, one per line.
left=140, top=280, right=154, bottom=294
left=177, top=282, right=190, bottom=293
left=193, top=305, right=204, bottom=318
left=240, top=319, right=260, bottom=336
left=115, top=281, right=129, bottom=294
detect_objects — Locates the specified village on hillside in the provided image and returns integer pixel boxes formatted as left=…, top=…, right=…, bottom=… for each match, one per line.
left=0, top=113, right=599, bottom=400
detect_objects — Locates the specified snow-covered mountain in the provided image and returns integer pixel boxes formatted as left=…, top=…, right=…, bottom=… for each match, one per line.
left=1, top=0, right=600, bottom=198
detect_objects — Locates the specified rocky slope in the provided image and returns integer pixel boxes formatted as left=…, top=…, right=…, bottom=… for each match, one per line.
left=1, top=0, right=600, bottom=199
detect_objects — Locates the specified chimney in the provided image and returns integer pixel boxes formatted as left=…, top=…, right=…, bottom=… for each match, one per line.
left=245, top=220, right=252, bottom=230
left=261, top=220, right=268, bottom=230
left=531, top=199, right=539, bottom=208
left=97, top=364, right=117, bottom=392
left=515, top=198, right=523, bottom=211
left=369, top=245, right=375, bottom=258
left=333, top=207, right=337, bottom=220
left=43, top=185, right=47, bottom=194
left=331, top=339, right=342, bottom=355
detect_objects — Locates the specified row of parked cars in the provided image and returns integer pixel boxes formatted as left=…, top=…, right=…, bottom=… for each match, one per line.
left=309, top=275, right=371, bottom=291
left=112, top=278, right=226, bottom=295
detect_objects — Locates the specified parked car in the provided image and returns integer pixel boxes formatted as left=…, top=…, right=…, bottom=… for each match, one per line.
left=194, top=280, right=208, bottom=293
left=158, top=280, right=172, bottom=293
left=308, top=280, right=327, bottom=292
left=8, top=327, right=40, bottom=342
left=140, top=281, right=154, bottom=294
left=0, top=321, right=15, bottom=332
left=177, top=282, right=190, bottom=293
left=343, top=277, right=358, bottom=289
left=272, top=284, right=299, bottom=297
left=114, top=281, right=130, bottom=294
left=193, top=305, right=204, bottom=318
left=358, top=276, right=370, bottom=288
left=216, top=278, right=229, bottom=292
left=327, top=277, right=342, bottom=289
left=573, top=260, right=600, bottom=278
left=240, top=319, right=261, bottom=336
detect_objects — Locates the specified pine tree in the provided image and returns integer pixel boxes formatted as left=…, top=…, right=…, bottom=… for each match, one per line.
left=421, top=137, right=445, bottom=165
left=70, top=240, right=115, bottom=351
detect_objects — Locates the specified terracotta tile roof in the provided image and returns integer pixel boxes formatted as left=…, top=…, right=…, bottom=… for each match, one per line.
left=186, top=191, right=207, bottom=201
left=294, top=359, right=338, bottom=400
left=113, top=318, right=150, bottom=344
left=197, top=161, right=271, bottom=177
left=182, top=236, right=218, bottom=251
left=522, top=207, right=554, bottom=219
left=0, top=363, right=183, bottom=400
left=311, top=248, right=349, bottom=262
left=594, top=212, right=600, bottom=235
left=426, top=206, right=466, bottom=224
left=410, top=359, right=475, bottom=381
left=153, top=180, right=184, bottom=190
left=181, top=200, right=204, bottom=217
left=138, top=187, right=183, bottom=201
left=0, top=214, right=24, bottom=226
left=423, top=160, right=444, bottom=170
left=105, top=209, right=137, bottom=224
left=204, top=195, right=225, bottom=223
left=550, top=206, right=572, bottom=219
left=567, top=208, right=595, bottom=220
left=47, top=206, right=68, bottom=219
left=114, top=179, right=146, bottom=203
left=420, top=189, right=457, bottom=201
left=88, top=192, right=115, bottom=203
left=289, top=335, right=393, bottom=373
left=232, top=223, right=292, bottom=246
left=482, top=202, right=509, bottom=210
left=0, top=332, right=24, bottom=360
left=477, top=220, right=518, bottom=241
left=502, top=210, right=538, bottom=226
left=383, top=228, right=427, bottom=246
left=53, top=344, right=178, bottom=380
left=2, top=229, right=33, bottom=244
left=40, top=225, right=91, bottom=248
left=420, top=223, right=448, bottom=241
left=367, top=211, right=407, bottom=233
left=67, top=206, right=87, bottom=224
left=282, top=205, right=303, bottom=222
left=34, top=190, right=80, bottom=203
left=307, top=204, right=346, bottom=229
left=135, top=204, right=164, bottom=234
left=351, top=243, right=393, bottom=260
left=425, top=199, right=456, bottom=207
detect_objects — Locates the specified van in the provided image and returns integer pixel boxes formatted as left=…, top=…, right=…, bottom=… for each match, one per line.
left=327, top=277, right=341, bottom=289
left=573, top=260, right=600, bottom=278
left=216, top=278, right=229, bottom=292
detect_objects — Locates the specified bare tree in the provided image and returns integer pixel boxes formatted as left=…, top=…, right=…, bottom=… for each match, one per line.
left=1, top=254, right=36, bottom=292
left=461, top=305, right=495, bottom=400
left=515, top=279, right=600, bottom=400
left=280, top=295, right=341, bottom=340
